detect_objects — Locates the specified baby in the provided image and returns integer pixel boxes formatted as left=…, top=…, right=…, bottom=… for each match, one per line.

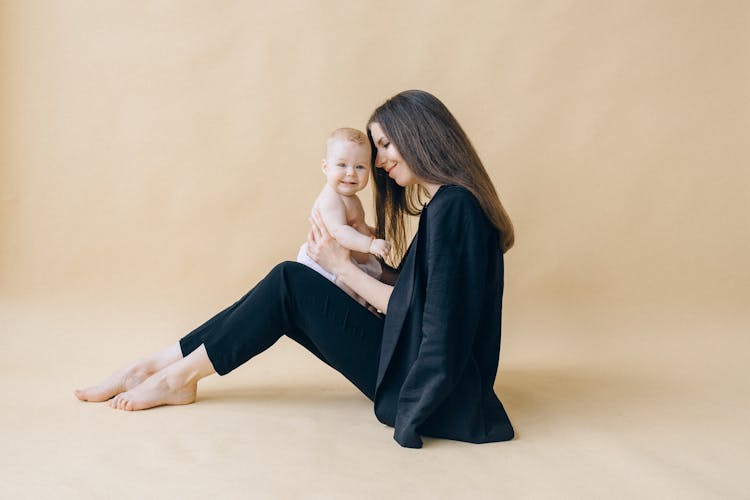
left=297, top=128, right=391, bottom=313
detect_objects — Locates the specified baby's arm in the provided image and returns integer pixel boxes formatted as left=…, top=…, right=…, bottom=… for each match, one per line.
left=348, top=221, right=375, bottom=264
left=317, top=194, right=379, bottom=255
left=349, top=211, right=376, bottom=238
left=350, top=219, right=374, bottom=238
left=348, top=220, right=375, bottom=263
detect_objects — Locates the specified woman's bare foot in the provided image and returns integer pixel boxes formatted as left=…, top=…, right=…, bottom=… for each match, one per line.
left=74, top=343, right=183, bottom=402
left=74, top=365, right=153, bottom=402
left=108, top=344, right=215, bottom=411
left=108, top=368, right=197, bottom=411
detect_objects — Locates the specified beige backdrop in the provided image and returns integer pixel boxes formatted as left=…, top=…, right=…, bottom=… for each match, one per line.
left=2, top=1, right=748, bottom=498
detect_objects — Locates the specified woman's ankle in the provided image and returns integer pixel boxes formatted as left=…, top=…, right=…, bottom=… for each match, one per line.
left=139, top=343, right=184, bottom=373
left=169, top=344, right=216, bottom=386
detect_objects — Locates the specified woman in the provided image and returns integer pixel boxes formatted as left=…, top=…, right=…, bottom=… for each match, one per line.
left=75, top=90, right=515, bottom=448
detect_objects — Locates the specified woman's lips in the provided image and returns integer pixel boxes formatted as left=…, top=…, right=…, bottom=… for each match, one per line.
left=386, top=163, right=398, bottom=176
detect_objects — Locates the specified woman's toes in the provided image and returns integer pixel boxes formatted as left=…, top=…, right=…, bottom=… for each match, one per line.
left=75, top=386, right=99, bottom=401
left=76, top=381, right=125, bottom=403
left=76, top=388, right=93, bottom=401
left=75, top=364, right=157, bottom=404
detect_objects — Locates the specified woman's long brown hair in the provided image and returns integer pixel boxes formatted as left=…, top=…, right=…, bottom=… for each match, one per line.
left=367, top=90, right=515, bottom=267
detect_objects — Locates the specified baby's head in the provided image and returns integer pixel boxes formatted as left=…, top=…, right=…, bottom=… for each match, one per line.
left=322, top=128, right=372, bottom=196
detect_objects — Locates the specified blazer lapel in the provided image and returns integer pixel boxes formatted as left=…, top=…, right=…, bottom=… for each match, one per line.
left=375, top=231, right=420, bottom=391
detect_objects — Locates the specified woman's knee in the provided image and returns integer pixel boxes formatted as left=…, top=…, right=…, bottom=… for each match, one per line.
left=268, top=261, right=336, bottom=301
left=265, top=261, right=316, bottom=290
left=267, top=261, right=304, bottom=281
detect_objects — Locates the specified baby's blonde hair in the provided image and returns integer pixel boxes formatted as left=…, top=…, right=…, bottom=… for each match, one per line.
left=326, top=127, right=369, bottom=150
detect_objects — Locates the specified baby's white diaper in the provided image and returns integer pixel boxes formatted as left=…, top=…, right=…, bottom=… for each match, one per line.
left=296, top=243, right=382, bottom=314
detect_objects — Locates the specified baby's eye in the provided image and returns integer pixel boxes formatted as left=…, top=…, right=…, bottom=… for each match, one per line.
left=337, top=163, right=346, bottom=168
left=356, top=165, right=366, bottom=170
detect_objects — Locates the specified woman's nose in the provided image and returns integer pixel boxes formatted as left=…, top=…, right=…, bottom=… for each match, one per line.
left=374, top=152, right=385, bottom=168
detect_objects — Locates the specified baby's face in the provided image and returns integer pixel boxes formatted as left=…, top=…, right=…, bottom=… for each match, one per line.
left=322, top=140, right=372, bottom=196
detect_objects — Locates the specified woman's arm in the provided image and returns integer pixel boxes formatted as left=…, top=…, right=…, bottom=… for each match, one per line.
left=334, top=260, right=394, bottom=314
left=392, top=191, right=489, bottom=448
left=307, top=211, right=394, bottom=313
left=378, top=262, right=400, bottom=286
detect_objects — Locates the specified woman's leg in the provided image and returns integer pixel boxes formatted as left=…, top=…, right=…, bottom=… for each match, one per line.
left=74, top=343, right=184, bottom=402
left=76, top=276, right=258, bottom=402
left=109, top=344, right=214, bottom=410
left=108, top=261, right=384, bottom=410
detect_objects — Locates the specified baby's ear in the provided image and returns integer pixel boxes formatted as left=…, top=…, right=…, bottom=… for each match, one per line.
left=321, top=158, right=328, bottom=174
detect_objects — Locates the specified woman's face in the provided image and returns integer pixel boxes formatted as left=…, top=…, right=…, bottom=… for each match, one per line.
left=368, top=122, right=419, bottom=188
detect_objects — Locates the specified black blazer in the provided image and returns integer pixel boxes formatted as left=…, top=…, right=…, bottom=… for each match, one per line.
left=374, top=185, right=514, bottom=448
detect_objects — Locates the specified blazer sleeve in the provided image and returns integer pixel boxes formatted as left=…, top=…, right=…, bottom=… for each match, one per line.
left=393, top=191, right=489, bottom=448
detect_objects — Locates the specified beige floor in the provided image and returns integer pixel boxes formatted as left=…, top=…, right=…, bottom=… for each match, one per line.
left=2, top=1, right=748, bottom=498
left=2, top=294, right=746, bottom=499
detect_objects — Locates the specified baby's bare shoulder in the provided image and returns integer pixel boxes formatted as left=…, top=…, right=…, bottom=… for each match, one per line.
left=313, top=187, right=348, bottom=225
left=315, top=186, right=345, bottom=209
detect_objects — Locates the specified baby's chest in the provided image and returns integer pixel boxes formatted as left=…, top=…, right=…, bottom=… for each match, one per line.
left=341, top=199, right=366, bottom=225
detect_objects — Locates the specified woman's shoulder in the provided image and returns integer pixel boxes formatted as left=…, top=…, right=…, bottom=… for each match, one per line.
left=423, top=184, right=499, bottom=251
left=428, top=184, right=482, bottom=215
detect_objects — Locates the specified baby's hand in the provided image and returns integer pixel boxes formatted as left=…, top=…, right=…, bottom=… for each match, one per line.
left=369, top=238, right=392, bottom=259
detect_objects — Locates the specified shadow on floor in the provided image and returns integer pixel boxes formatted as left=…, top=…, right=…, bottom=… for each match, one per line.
left=494, top=365, right=683, bottom=433
left=189, top=364, right=685, bottom=434
left=196, top=383, right=370, bottom=406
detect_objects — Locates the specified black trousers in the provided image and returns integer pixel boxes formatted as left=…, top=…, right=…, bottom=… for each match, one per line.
left=179, top=261, right=385, bottom=400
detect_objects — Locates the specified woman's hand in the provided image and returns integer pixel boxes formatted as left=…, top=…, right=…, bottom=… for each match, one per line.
left=307, top=209, right=351, bottom=275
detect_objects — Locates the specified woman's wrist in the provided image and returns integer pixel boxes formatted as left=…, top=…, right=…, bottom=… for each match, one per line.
left=333, top=259, right=358, bottom=285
